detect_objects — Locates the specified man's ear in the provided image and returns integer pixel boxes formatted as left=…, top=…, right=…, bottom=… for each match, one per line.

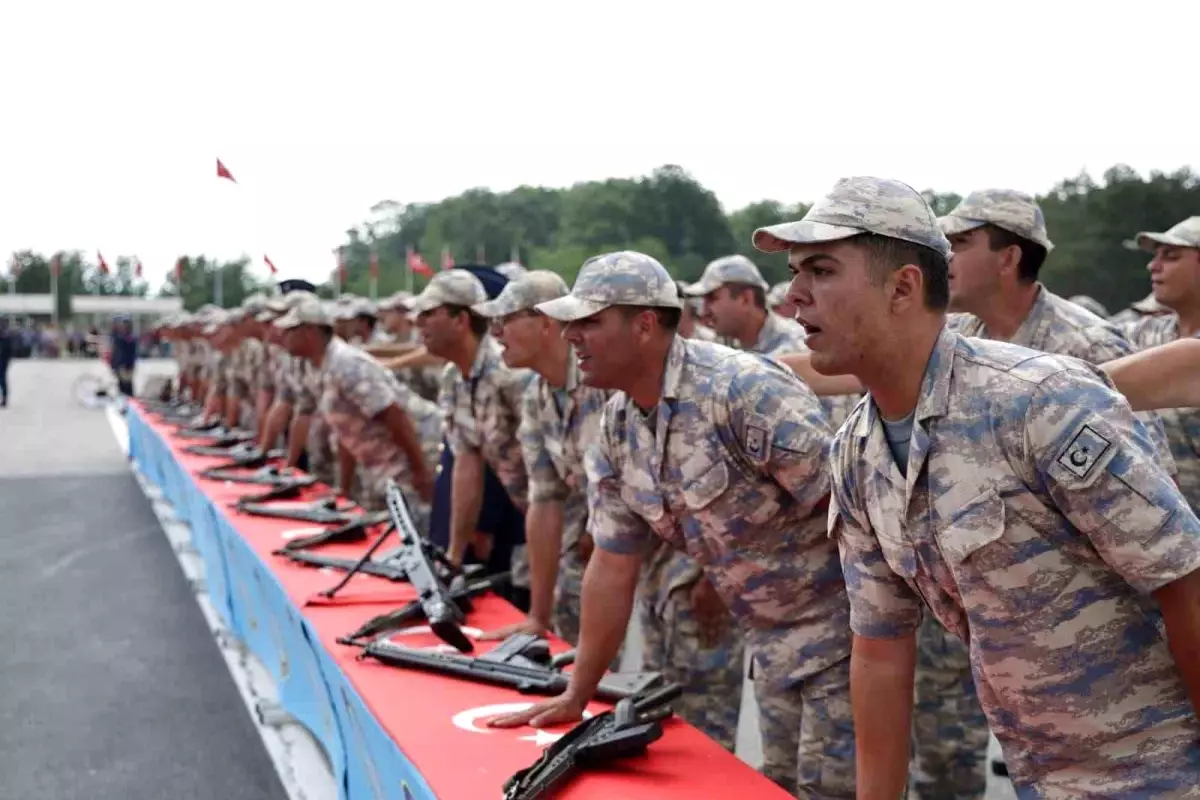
left=890, top=263, right=925, bottom=312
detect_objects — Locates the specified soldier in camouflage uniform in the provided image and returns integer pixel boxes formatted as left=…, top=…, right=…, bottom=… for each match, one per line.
left=1119, top=216, right=1200, bottom=515
left=891, top=188, right=1179, bottom=798
left=199, top=309, right=236, bottom=423
left=768, top=175, right=1200, bottom=798
left=411, top=270, right=534, bottom=596
left=274, top=297, right=439, bottom=516
left=228, top=293, right=270, bottom=431
left=686, top=255, right=860, bottom=430
left=471, top=271, right=605, bottom=646
left=675, top=281, right=719, bottom=342
left=375, top=292, right=442, bottom=402
left=768, top=280, right=794, bottom=318
left=491, top=252, right=856, bottom=798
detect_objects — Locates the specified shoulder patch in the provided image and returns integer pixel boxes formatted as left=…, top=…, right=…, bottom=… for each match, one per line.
left=1057, top=424, right=1112, bottom=479
left=744, top=413, right=771, bottom=462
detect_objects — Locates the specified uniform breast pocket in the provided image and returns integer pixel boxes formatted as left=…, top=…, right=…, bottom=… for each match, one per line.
left=938, top=489, right=1073, bottom=620
left=865, top=504, right=918, bottom=580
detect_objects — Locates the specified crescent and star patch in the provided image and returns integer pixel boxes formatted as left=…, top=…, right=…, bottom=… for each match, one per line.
left=1057, top=424, right=1112, bottom=480
left=745, top=414, right=771, bottom=462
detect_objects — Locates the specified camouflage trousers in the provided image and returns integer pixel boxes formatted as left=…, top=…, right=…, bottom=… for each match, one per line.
left=638, top=581, right=744, bottom=752
left=552, top=548, right=623, bottom=668
left=908, top=615, right=989, bottom=800
left=754, top=656, right=856, bottom=799
left=306, top=415, right=336, bottom=487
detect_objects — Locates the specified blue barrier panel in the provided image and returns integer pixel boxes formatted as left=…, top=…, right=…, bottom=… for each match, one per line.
left=314, top=642, right=437, bottom=800
left=220, top=526, right=289, bottom=683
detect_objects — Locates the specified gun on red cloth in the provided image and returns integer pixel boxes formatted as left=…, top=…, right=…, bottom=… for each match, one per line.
left=184, top=441, right=270, bottom=460
left=502, top=682, right=683, bottom=800
left=348, top=632, right=665, bottom=702
left=199, top=463, right=299, bottom=485
left=235, top=496, right=363, bottom=526
left=337, top=570, right=511, bottom=644
left=175, top=425, right=256, bottom=444
left=272, top=510, right=390, bottom=552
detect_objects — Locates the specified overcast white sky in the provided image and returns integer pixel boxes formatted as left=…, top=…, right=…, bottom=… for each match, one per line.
left=0, top=1, right=1195, bottom=290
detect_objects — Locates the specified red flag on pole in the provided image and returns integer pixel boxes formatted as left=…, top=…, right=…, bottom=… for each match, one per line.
left=337, top=252, right=348, bottom=284
left=50, top=253, right=61, bottom=278
left=134, top=258, right=144, bottom=279
left=174, top=257, right=184, bottom=283
left=407, top=249, right=433, bottom=277
left=97, top=251, right=110, bottom=275
left=9, top=253, right=19, bottom=279
left=217, top=158, right=237, bottom=183
left=369, top=251, right=380, bottom=280
left=264, top=255, right=278, bottom=275
left=441, top=246, right=454, bottom=271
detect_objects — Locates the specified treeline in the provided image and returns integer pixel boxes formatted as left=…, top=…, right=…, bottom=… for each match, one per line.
left=9, top=164, right=1198, bottom=315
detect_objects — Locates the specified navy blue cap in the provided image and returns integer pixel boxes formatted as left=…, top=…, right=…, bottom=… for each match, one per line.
left=449, top=264, right=508, bottom=300
left=278, top=278, right=317, bottom=295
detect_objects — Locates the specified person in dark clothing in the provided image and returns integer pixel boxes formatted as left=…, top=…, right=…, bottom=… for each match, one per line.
left=0, top=318, right=11, bottom=407
left=109, top=317, right=139, bottom=396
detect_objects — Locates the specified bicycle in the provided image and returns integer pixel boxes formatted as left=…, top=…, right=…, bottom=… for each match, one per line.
left=72, top=363, right=124, bottom=410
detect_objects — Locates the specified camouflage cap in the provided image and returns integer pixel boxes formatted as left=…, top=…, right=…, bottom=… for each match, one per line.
left=684, top=255, right=769, bottom=296
left=1135, top=216, right=1200, bottom=252
left=494, top=261, right=528, bottom=281
left=767, top=281, right=792, bottom=308
left=473, top=270, right=569, bottom=318
left=241, top=292, right=270, bottom=315
left=332, top=297, right=376, bottom=321
left=753, top=176, right=951, bottom=260
left=409, top=270, right=488, bottom=314
left=937, top=189, right=1054, bottom=251
left=377, top=291, right=414, bottom=312
left=1068, top=295, right=1110, bottom=319
left=274, top=295, right=333, bottom=329
left=536, top=251, right=682, bottom=322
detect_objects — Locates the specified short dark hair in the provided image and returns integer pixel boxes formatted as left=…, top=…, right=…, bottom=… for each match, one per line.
left=725, top=283, right=766, bottom=310
left=443, top=304, right=490, bottom=337
left=851, top=232, right=950, bottom=311
left=617, top=305, right=682, bottom=333
left=980, top=224, right=1047, bottom=282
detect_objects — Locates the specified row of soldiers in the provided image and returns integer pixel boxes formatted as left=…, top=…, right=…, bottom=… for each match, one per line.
left=155, top=183, right=1200, bottom=799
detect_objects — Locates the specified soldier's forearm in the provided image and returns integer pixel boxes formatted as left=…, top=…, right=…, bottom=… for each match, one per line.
left=260, top=401, right=293, bottom=452
left=525, top=501, right=565, bottom=628
left=777, top=351, right=865, bottom=396
left=287, top=413, right=312, bottom=468
left=1154, top=570, right=1200, bottom=717
left=850, top=632, right=916, bottom=800
left=364, top=342, right=421, bottom=357
left=564, top=548, right=640, bottom=703
left=1101, top=338, right=1200, bottom=411
left=224, top=394, right=241, bottom=429
left=449, top=451, right=485, bottom=565
left=379, top=348, right=444, bottom=371
left=255, top=390, right=274, bottom=440
left=337, top=442, right=357, bottom=497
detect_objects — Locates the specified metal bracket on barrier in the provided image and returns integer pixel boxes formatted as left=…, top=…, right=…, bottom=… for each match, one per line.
left=255, top=699, right=298, bottom=729
left=188, top=577, right=208, bottom=595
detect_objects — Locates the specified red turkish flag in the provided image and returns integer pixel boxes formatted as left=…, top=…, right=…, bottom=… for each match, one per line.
left=174, top=257, right=184, bottom=283
left=134, top=258, right=144, bottom=279
left=217, top=158, right=237, bottom=183
left=50, top=253, right=61, bottom=278
left=264, top=255, right=278, bottom=275
left=97, top=251, right=110, bottom=275
left=406, top=248, right=433, bottom=277
left=369, top=251, right=380, bottom=280
left=337, top=253, right=348, bottom=284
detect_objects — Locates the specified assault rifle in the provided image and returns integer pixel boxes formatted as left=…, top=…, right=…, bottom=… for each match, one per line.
left=502, top=682, right=683, bottom=800
left=350, top=632, right=665, bottom=702
left=185, top=441, right=272, bottom=460
left=272, top=509, right=390, bottom=552
left=276, top=547, right=409, bottom=581
left=337, top=570, right=511, bottom=643
left=199, top=463, right=302, bottom=485
left=234, top=495, right=363, bottom=525
left=233, top=481, right=321, bottom=506
left=175, top=424, right=255, bottom=442
left=380, top=478, right=473, bottom=651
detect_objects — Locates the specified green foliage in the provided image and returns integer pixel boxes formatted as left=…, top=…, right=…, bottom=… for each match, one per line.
left=9, top=163, right=1198, bottom=318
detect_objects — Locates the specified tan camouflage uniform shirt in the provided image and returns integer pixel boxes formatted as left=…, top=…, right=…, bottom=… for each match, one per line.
left=438, top=336, right=533, bottom=513
left=949, top=284, right=1176, bottom=472
left=518, top=349, right=610, bottom=592
left=1121, top=313, right=1200, bottom=513
left=228, top=337, right=266, bottom=403
left=586, top=335, right=850, bottom=687
left=206, top=346, right=230, bottom=396
left=319, top=337, right=443, bottom=510
left=829, top=326, right=1200, bottom=794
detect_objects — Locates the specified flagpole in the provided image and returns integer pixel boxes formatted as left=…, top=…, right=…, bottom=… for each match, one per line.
left=214, top=264, right=224, bottom=307
left=405, top=245, right=414, bottom=294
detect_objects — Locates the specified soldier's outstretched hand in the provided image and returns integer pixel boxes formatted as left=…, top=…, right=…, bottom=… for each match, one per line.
left=487, top=693, right=587, bottom=729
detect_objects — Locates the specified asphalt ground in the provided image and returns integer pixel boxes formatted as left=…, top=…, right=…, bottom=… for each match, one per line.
left=0, top=358, right=286, bottom=800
